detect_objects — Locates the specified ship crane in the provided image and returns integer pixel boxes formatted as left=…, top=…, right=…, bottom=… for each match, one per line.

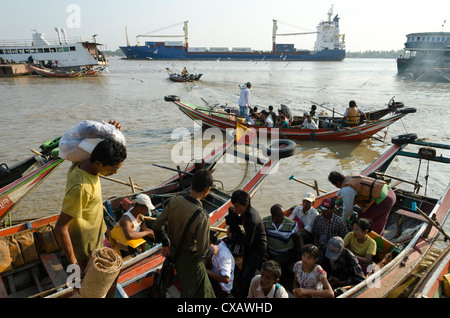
left=272, top=19, right=318, bottom=52
left=128, top=21, right=189, bottom=46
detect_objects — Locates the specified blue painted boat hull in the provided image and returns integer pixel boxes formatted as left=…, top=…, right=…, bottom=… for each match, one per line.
left=120, top=45, right=345, bottom=61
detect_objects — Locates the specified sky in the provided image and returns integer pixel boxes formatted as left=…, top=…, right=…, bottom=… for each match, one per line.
left=0, top=0, right=448, bottom=52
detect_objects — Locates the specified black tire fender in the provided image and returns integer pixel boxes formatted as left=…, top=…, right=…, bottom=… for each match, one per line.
left=391, top=133, right=418, bottom=145
left=164, top=95, right=180, bottom=102
left=395, top=107, right=416, bottom=114
left=262, top=139, right=296, bottom=159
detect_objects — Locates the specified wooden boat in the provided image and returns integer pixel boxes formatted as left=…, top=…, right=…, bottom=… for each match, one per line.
left=166, top=68, right=202, bottom=82
left=105, top=133, right=448, bottom=298
left=410, top=245, right=450, bottom=298
left=29, top=64, right=84, bottom=78
left=164, top=95, right=417, bottom=141
left=83, top=66, right=106, bottom=77
left=337, top=135, right=450, bottom=298
left=0, top=137, right=62, bottom=223
left=0, top=129, right=295, bottom=298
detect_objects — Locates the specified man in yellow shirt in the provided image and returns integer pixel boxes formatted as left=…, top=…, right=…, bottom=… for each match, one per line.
left=55, top=125, right=127, bottom=273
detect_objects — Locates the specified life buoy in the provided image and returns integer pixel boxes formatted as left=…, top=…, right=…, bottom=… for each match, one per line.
left=261, top=139, right=296, bottom=159
left=395, top=107, right=416, bottom=114
left=164, top=95, right=180, bottom=102
left=391, top=133, right=418, bottom=145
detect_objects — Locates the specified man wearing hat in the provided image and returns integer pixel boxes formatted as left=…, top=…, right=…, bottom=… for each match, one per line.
left=238, top=82, right=252, bottom=122
left=285, top=193, right=319, bottom=245
left=311, top=198, right=349, bottom=258
left=301, top=112, right=318, bottom=130
left=321, top=236, right=365, bottom=289
left=119, top=193, right=155, bottom=241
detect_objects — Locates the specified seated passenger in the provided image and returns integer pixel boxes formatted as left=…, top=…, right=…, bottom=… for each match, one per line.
left=268, top=105, right=278, bottom=125
left=260, top=110, right=274, bottom=128
left=321, top=236, right=365, bottom=289
left=119, top=193, right=155, bottom=241
left=277, top=115, right=290, bottom=128
left=311, top=198, right=349, bottom=259
left=285, top=193, right=318, bottom=246
left=343, top=218, right=377, bottom=274
left=206, top=230, right=235, bottom=298
left=301, top=112, right=318, bottom=130
left=263, top=204, right=300, bottom=279
left=343, top=100, right=367, bottom=126
left=292, top=244, right=334, bottom=298
left=248, top=260, right=289, bottom=298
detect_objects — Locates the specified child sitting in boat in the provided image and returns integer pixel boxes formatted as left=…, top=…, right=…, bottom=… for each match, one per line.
left=292, top=244, right=334, bottom=298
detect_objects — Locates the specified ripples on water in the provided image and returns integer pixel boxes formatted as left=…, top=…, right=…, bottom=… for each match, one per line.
left=1, top=58, right=449, bottom=229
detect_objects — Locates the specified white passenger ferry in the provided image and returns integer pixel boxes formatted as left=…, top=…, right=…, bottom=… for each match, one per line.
left=397, top=32, right=450, bottom=81
left=0, top=28, right=108, bottom=70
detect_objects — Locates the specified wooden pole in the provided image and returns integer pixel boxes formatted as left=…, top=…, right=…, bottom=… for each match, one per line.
left=140, top=215, right=227, bottom=233
left=289, top=175, right=327, bottom=194
left=100, top=175, right=145, bottom=191
left=415, top=207, right=450, bottom=241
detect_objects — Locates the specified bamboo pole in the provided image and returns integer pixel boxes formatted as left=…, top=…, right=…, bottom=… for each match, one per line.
left=289, top=175, right=327, bottom=195
left=415, top=207, right=450, bottom=241
left=100, top=175, right=145, bottom=191
left=140, top=215, right=227, bottom=233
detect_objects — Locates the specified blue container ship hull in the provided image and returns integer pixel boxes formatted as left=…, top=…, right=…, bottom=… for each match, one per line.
left=120, top=45, right=345, bottom=61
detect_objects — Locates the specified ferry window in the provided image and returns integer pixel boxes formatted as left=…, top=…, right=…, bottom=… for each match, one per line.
left=11, top=49, right=17, bottom=54
left=417, top=37, right=421, bottom=41
left=50, top=48, right=56, bottom=52
left=0, top=50, right=3, bottom=54
left=44, top=48, right=50, bottom=53
left=57, top=47, right=63, bottom=52
left=4, top=49, right=10, bottom=54
left=70, top=46, right=76, bottom=51
left=63, top=47, right=69, bottom=52
left=426, top=37, right=430, bottom=41
left=17, top=49, right=23, bottom=54
left=24, top=49, right=30, bottom=53
left=37, top=48, right=43, bottom=53
left=432, top=37, right=435, bottom=41
left=30, top=49, right=36, bottom=53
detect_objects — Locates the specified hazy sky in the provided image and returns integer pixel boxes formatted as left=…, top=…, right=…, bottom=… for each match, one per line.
left=0, top=0, right=448, bottom=52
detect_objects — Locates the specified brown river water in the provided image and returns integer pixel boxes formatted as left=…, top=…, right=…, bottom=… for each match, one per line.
left=1, top=58, right=449, bottom=278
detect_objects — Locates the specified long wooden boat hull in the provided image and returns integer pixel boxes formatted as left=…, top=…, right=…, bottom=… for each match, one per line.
left=0, top=159, right=64, bottom=222
left=338, top=137, right=450, bottom=298
left=410, top=246, right=450, bottom=298
left=29, top=65, right=83, bottom=78
left=171, top=99, right=412, bottom=141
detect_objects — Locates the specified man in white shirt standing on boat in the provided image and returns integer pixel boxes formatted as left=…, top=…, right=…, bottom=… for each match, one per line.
left=238, top=82, right=251, bottom=122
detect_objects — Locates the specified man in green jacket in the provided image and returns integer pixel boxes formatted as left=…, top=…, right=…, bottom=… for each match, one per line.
left=152, top=169, right=218, bottom=298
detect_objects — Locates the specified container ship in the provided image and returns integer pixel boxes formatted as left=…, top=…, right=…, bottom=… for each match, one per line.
left=120, top=7, right=345, bottom=61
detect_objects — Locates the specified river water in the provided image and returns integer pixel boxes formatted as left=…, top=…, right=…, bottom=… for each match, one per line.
left=1, top=57, right=449, bottom=245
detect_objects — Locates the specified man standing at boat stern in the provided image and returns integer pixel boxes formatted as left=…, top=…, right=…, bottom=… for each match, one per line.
left=328, top=171, right=396, bottom=235
left=152, top=169, right=217, bottom=298
left=238, top=82, right=251, bottom=122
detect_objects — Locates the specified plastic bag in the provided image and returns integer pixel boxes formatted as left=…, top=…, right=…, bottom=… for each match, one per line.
left=59, top=120, right=126, bottom=162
